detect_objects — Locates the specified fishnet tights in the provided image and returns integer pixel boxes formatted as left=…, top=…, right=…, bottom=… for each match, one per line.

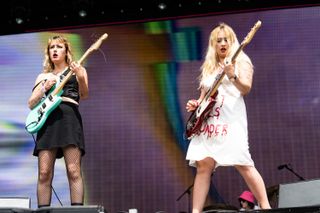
left=37, top=145, right=84, bottom=207
left=63, top=145, right=84, bottom=205
left=37, top=149, right=57, bottom=207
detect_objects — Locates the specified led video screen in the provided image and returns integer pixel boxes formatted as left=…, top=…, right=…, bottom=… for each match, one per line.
left=1, top=5, right=319, bottom=212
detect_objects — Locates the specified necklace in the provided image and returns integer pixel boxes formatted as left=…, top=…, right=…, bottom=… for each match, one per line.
left=52, top=66, right=68, bottom=76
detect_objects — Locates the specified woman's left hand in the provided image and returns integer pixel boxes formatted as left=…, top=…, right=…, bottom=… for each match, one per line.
left=222, top=59, right=235, bottom=79
left=70, top=61, right=85, bottom=78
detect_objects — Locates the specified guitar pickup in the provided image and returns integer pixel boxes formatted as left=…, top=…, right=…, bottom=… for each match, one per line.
left=37, top=108, right=44, bottom=121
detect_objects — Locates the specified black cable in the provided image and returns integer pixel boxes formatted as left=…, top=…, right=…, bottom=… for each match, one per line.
left=51, top=184, right=63, bottom=206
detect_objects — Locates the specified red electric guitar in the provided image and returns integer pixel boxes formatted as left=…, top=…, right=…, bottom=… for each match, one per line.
left=185, top=20, right=262, bottom=139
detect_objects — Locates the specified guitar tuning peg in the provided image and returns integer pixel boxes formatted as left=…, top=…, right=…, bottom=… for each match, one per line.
left=90, top=33, right=98, bottom=39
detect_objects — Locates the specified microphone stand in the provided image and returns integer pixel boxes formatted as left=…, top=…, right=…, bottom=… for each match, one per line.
left=177, top=183, right=193, bottom=213
left=284, top=165, right=305, bottom=181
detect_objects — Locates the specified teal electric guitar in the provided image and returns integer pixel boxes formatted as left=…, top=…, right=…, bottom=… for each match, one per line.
left=25, top=33, right=108, bottom=134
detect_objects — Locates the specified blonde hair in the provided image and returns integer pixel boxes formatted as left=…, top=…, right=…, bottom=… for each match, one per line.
left=199, top=23, right=252, bottom=87
left=43, top=35, right=73, bottom=73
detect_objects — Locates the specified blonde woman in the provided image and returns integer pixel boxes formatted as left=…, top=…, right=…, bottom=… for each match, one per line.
left=28, top=35, right=88, bottom=207
left=185, top=23, right=271, bottom=213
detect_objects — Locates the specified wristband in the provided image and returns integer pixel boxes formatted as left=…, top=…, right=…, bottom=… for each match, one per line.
left=230, top=74, right=238, bottom=82
left=41, top=81, right=46, bottom=93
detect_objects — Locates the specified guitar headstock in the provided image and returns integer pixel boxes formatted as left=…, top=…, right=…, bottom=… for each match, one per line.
left=241, top=20, right=261, bottom=46
left=78, top=33, right=108, bottom=65
left=88, top=33, right=108, bottom=51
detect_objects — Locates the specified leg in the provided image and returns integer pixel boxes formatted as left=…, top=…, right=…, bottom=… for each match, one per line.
left=192, top=157, right=216, bottom=213
left=235, top=165, right=271, bottom=209
left=63, top=145, right=84, bottom=205
left=37, top=149, right=57, bottom=207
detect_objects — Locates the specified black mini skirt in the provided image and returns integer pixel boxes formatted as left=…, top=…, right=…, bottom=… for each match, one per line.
left=33, top=101, right=85, bottom=159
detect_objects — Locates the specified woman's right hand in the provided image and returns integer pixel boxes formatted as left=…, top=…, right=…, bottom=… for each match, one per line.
left=44, top=73, right=57, bottom=91
left=186, top=99, right=199, bottom=112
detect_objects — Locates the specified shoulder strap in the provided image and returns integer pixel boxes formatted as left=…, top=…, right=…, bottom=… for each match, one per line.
left=31, top=79, right=47, bottom=91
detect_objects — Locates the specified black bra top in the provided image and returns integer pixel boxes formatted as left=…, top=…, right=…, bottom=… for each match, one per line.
left=61, top=73, right=80, bottom=103
left=32, top=69, right=80, bottom=103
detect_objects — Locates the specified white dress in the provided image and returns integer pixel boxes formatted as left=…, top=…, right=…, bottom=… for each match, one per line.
left=186, top=69, right=254, bottom=168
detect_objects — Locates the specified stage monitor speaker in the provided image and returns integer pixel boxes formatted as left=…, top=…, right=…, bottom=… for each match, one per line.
left=0, top=208, right=32, bottom=213
left=34, top=205, right=105, bottom=213
left=0, top=197, right=31, bottom=208
left=278, top=178, right=320, bottom=208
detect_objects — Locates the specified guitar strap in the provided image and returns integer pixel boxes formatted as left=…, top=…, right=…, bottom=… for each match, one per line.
left=61, top=68, right=70, bottom=78
left=31, top=67, right=69, bottom=92
left=31, top=79, right=47, bottom=92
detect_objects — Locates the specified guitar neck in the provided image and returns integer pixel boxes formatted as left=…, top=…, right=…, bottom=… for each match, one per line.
left=231, top=43, right=245, bottom=63
left=206, top=43, right=244, bottom=98
left=51, top=45, right=96, bottom=96
left=78, top=47, right=93, bottom=65
left=206, top=72, right=225, bottom=98
left=51, top=33, right=108, bottom=97
left=52, top=70, right=73, bottom=96
left=205, top=21, right=261, bottom=99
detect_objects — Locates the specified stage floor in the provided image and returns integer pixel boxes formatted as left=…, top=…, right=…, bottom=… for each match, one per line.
left=203, top=205, right=320, bottom=213
left=1, top=205, right=320, bottom=213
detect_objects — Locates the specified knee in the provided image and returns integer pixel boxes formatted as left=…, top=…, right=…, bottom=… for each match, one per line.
left=38, top=169, right=53, bottom=183
left=196, top=160, right=215, bottom=175
left=66, top=164, right=81, bottom=181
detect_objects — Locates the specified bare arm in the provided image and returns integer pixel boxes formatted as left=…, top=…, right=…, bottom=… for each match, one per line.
left=27, top=73, right=57, bottom=109
left=224, top=61, right=253, bottom=96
